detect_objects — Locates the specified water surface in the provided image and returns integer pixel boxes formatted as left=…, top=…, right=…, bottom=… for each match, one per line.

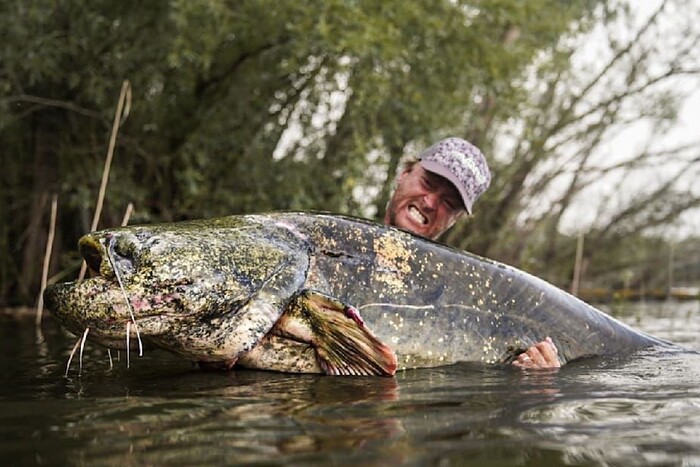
left=1, top=301, right=699, bottom=466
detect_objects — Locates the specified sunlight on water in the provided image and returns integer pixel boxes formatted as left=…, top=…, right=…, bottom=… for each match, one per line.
left=1, top=301, right=699, bottom=465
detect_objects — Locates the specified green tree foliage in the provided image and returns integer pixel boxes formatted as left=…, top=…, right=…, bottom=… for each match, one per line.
left=1, top=0, right=598, bottom=306
left=23, top=0, right=698, bottom=310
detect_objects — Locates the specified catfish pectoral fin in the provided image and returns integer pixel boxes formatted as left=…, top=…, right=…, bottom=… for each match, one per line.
left=314, top=323, right=397, bottom=377
left=276, top=290, right=397, bottom=377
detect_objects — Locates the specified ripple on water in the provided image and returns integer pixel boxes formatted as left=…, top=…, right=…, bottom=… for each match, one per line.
left=516, top=391, right=700, bottom=465
left=2, top=301, right=700, bottom=466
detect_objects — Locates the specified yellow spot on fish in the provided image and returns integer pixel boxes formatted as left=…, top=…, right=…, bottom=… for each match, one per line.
left=373, top=233, right=413, bottom=294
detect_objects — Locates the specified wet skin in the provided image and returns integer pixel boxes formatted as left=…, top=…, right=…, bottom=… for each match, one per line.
left=44, top=212, right=673, bottom=375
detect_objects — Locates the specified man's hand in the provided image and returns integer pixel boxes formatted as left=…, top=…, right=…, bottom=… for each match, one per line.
left=512, top=337, right=560, bottom=369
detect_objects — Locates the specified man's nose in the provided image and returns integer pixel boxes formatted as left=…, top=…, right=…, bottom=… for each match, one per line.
left=423, top=192, right=440, bottom=209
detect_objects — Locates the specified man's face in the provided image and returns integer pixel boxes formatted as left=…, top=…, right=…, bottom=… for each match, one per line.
left=384, top=164, right=465, bottom=240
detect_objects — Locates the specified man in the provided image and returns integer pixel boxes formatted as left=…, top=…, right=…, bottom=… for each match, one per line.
left=384, top=137, right=490, bottom=241
left=384, top=137, right=560, bottom=370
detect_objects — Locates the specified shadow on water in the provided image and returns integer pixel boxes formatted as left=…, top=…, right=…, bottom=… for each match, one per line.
left=1, top=301, right=700, bottom=466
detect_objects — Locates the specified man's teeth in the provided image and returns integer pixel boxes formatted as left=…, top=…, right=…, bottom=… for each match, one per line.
left=408, top=206, right=427, bottom=225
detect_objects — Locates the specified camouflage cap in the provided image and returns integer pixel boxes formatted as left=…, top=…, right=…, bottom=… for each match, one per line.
left=419, top=137, right=491, bottom=215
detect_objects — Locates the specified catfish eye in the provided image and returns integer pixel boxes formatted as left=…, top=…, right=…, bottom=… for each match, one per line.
left=104, top=234, right=135, bottom=276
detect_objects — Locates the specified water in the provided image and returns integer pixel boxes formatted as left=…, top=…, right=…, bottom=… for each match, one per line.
left=1, top=301, right=699, bottom=466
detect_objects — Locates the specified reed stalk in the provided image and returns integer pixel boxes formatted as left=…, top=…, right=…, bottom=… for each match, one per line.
left=36, top=194, right=58, bottom=325
left=78, top=80, right=132, bottom=280
left=121, top=202, right=134, bottom=226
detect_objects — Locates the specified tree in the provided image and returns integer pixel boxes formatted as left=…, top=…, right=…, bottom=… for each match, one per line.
left=0, top=0, right=612, bottom=306
left=442, top=0, right=700, bottom=289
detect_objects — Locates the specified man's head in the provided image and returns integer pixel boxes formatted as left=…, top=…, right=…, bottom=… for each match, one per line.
left=384, top=137, right=491, bottom=240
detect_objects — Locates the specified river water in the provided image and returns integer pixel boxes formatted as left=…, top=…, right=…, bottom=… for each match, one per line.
left=1, top=301, right=699, bottom=466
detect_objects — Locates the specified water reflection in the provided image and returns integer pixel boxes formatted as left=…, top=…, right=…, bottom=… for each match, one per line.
left=1, top=301, right=699, bottom=465
left=40, top=374, right=407, bottom=465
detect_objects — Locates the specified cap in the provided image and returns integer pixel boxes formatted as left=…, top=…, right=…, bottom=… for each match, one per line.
left=418, top=137, right=491, bottom=215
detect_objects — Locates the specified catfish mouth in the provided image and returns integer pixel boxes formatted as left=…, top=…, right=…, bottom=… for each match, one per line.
left=44, top=232, right=153, bottom=348
left=44, top=232, right=168, bottom=372
left=44, top=277, right=143, bottom=351
left=47, top=230, right=241, bottom=360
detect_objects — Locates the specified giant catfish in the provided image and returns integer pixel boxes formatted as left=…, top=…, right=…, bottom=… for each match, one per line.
left=43, top=212, right=677, bottom=376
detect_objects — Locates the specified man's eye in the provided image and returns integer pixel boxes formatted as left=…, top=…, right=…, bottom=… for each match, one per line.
left=444, top=198, right=461, bottom=211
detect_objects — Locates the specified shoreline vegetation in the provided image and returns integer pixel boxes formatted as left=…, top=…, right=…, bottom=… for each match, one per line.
left=2, top=2, right=699, bottom=309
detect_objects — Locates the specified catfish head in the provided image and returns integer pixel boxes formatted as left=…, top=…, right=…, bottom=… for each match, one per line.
left=44, top=217, right=310, bottom=367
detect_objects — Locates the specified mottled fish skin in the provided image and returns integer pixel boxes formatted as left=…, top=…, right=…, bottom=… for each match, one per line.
left=46, top=216, right=311, bottom=366
left=45, top=211, right=677, bottom=374
left=256, top=212, right=676, bottom=370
